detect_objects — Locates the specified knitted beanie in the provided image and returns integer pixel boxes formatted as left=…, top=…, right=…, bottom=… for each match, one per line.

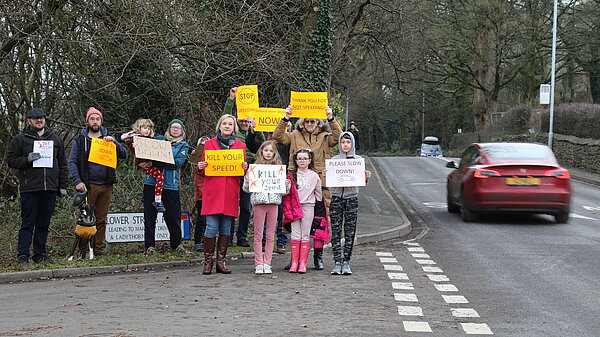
left=168, top=119, right=186, bottom=131
left=86, top=107, right=103, bottom=123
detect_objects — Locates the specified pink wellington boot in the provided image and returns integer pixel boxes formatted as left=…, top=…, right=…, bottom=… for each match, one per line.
left=289, top=240, right=300, bottom=273
left=298, top=241, right=311, bottom=273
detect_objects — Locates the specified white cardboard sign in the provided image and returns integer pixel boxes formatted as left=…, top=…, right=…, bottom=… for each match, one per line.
left=33, top=140, right=54, bottom=168
left=325, top=158, right=366, bottom=187
left=133, top=136, right=175, bottom=164
left=105, top=212, right=191, bottom=243
left=247, top=164, right=287, bottom=193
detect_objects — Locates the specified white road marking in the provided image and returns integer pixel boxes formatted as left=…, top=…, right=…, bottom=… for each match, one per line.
left=376, top=252, right=394, bottom=256
left=434, top=284, right=458, bottom=292
left=583, top=205, right=600, bottom=211
left=404, top=242, right=421, bottom=246
left=384, top=264, right=404, bottom=271
left=392, top=282, right=414, bottom=290
left=423, top=202, right=447, bottom=208
left=570, top=213, right=598, bottom=220
left=395, top=293, right=418, bottom=302
left=397, top=305, right=424, bottom=316
left=403, top=321, right=432, bottom=333
left=408, top=247, right=425, bottom=252
left=422, top=266, right=443, bottom=273
left=388, top=272, right=409, bottom=280
left=416, top=259, right=436, bottom=265
left=460, top=323, right=493, bottom=335
left=427, top=274, right=450, bottom=282
left=412, top=253, right=431, bottom=258
left=412, top=183, right=439, bottom=186
left=451, top=308, right=480, bottom=318
left=379, top=257, right=398, bottom=263
left=442, top=295, right=469, bottom=304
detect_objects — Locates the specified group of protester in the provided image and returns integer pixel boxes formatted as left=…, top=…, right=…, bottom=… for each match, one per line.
left=7, top=87, right=366, bottom=276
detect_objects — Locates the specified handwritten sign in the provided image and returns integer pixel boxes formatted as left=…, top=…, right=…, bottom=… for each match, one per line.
left=290, top=91, right=328, bottom=119
left=88, top=138, right=117, bottom=168
left=106, top=212, right=191, bottom=243
left=204, top=149, right=245, bottom=176
left=133, top=136, right=174, bottom=164
left=325, top=158, right=366, bottom=187
left=247, top=164, right=287, bottom=193
left=236, top=85, right=259, bottom=120
left=33, top=140, right=54, bottom=168
left=253, top=107, right=286, bottom=132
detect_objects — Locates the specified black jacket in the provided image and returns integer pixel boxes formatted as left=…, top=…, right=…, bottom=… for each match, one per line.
left=7, top=126, right=68, bottom=193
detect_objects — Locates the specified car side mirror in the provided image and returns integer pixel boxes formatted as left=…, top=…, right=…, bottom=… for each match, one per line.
left=446, top=161, right=457, bottom=169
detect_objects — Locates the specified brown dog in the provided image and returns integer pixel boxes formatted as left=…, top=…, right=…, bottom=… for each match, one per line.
left=67, top=204, right=97, bottom=260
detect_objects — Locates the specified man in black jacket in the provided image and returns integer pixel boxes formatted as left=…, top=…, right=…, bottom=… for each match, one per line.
left=6, top=108, right=68, bottom=265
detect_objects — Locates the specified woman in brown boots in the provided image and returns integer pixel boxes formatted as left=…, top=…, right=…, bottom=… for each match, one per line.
left=197, top=114, right=247, bottom=274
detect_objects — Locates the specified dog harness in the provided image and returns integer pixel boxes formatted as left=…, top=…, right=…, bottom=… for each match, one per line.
left=75, top=225, right=97, bottom=239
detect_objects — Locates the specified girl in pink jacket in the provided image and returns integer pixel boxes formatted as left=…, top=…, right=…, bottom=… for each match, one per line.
left=289, top=149, right=322, bottom=273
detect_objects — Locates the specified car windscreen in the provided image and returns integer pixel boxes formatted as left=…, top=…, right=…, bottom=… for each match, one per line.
left=421, top=144, right=441, bottom=152
left=482, top=144, right=549, bottom=160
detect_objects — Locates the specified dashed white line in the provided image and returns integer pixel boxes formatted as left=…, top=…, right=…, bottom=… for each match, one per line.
left=415, top=259, right=436, bottom=265
left=407, top=247, right=425, bottom=252
left=434, top=284, right=458, bottom=292
left=460, top=323, right=493, bottom=335
left=422, top=266, right=443, bottom=273
left=376, top=252, right=394, bottom=256
left=392, top=282, right=414, bottom=290
left=427, top=274, right=450, bottom=282
left=397, top=305, right=424, bottom=316
left=384, top=264, right=404, bottom=271
left=411, top=253, right=431, bottom=258
left=388, top=272, right=409, bottom=280
left=404, top=242, right=421, bottom=246
left=394, top=293, right=418, bottom=302
left=451, top=308, right=480, bottom=318
left=403, top=321, right=432, bottom=333
left=442, top=295, right=469, bottom=304
left=379, top=257, right=398, bottom=263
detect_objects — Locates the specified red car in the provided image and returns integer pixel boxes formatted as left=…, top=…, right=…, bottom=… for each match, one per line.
left=446, top=143, right=571, bottom=223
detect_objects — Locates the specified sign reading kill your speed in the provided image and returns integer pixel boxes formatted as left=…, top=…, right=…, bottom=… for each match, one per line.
left=133, top=136, right=175, bottom=164
left=88, top=138, right=117, bottom=168
left=204, top=149, right=245, bottom=176
left=247, top=164, right=287, bottom=193
left=325, top=158, right=366, bottom=187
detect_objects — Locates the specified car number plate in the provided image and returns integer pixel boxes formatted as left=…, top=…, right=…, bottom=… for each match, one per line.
left=506, top=177, right=540, bottom=186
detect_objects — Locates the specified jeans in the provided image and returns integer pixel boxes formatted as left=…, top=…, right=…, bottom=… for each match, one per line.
left=232, top=180, right=251, bottom=241
left=18, top=191, right=57, bottom=259
left=143, top=185, right=182, bottom=250
left=205, top=214, right=234, bottom=238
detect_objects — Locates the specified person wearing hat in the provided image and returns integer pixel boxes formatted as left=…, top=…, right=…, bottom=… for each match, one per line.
left=139, top=119, right=190, bottom=255
left=68, top=107, right=128, bottom=256
left=7, top=108, right=68, bottom=265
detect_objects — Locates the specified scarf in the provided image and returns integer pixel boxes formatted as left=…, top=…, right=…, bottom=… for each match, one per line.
left=216, top=131, right=237, bottom=150
left=164, top=130, right=185, bottom=144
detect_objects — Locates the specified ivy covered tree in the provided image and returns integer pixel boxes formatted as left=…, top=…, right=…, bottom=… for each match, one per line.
left=301, top=0, right=333, bottom=92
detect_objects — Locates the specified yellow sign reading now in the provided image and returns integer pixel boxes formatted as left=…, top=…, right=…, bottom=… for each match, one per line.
left=290, top=91, right=328, bottom=119
left=204, top=149, right=245, bottom=176
left=254, top=107, right=286, bottom=132
left=236, top=85, right=259, bottom=120
left=88, top=138, right=117, bottom=168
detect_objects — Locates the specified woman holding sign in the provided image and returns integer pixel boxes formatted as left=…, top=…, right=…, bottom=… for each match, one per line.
left=273, top=105, right=341, bottom=270
left=140, top=119, right=190, bottom=255
left=198, top=114, right=248, bottom=275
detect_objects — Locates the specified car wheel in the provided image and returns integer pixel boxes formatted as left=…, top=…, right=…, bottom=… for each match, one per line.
left=447, top=190, right=459, bottom=213
left=554, top=212, right=569, bottom=224
left=460, top=191, right=478, bottom=222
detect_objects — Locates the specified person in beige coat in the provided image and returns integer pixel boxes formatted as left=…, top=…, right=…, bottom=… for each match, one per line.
left=272, top=105, right=342, bottom=270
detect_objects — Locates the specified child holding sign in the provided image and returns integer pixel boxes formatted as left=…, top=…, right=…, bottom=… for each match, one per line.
left=327, top=132, right=371, bottom=275
left=121, top=118, right=166, bottom=212
left=243, top=141, right=290, bottom=274
left=288, top=149, right=322, bottom=273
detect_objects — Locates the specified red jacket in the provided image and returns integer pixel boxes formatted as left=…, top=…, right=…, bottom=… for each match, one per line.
left=200, top=138, right=246, bottom=217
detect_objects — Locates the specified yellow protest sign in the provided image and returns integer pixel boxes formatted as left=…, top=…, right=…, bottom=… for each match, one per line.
left=88, top=138, right=117, bottom=168
left=236, top=85, right=259, bottom=120
left=253, top=107, right=286, bottom=132
left=204, top=149, right=245, bottom=176
left=290, top=91, right=328, bottom=119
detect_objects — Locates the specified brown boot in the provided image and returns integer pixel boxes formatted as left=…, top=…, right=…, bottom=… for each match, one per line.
left=202, top=237, right=216, bottom=275
left=216, top=235, right=232, bottom=274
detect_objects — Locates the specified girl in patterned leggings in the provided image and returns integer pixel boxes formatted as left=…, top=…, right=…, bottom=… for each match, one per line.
left=121, top=118, right=166, bottom=212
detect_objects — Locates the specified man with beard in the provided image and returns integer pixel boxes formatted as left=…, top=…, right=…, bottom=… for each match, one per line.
left=7, top=108, right=68, bottom=264
left=68, top=107, right=128, bottom=256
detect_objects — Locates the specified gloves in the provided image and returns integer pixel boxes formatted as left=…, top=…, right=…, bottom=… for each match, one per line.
left=28, top=152, right=41, bottom=162
left=58, top=189, right=67, bottom=198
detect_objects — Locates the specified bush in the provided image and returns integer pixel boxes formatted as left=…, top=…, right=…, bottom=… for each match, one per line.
left=496, top=106, right=532, bottom=134
left=540, top=103, right=600, bottom=139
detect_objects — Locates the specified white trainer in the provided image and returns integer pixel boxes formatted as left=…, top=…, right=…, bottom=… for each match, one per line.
left=263, top=265, right=272, bottom=274
left=255, top=265, right=264, bottom=274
